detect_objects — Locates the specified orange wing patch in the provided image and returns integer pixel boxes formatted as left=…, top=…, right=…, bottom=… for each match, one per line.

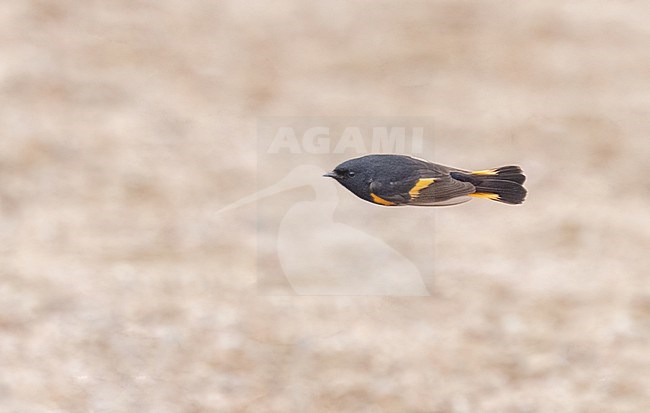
left=408, top=178, right=436, bottom=199
left=370, top=193, right=397, bottom=206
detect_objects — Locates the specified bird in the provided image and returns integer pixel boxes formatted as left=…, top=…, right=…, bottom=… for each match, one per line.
left=324, top=154, right=527, bottom=207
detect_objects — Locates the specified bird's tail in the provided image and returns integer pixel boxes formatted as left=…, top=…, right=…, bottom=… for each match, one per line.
left=450, top=166, right=527, bottom=205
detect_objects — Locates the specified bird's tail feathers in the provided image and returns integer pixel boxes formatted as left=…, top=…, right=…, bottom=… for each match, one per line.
left=450, top=166, right=527, bottom=205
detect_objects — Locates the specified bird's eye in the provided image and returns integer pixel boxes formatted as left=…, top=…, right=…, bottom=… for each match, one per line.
left=347, top=171, right=355, bottom=177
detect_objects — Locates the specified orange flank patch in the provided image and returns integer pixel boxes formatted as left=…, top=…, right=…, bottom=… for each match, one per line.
left=469, top=192, right=500, bottom=200
left=408, top=178, right=436, bottom=198
left=471, top=169, right=498, bottom=176
left=370, top=193, right=397, bottom=206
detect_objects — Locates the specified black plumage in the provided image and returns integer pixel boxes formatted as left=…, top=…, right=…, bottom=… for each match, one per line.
left=324, top=154, right=527, bottom=206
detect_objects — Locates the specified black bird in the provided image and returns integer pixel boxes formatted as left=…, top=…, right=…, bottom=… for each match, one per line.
left=324, top=154, right=526, bottom=206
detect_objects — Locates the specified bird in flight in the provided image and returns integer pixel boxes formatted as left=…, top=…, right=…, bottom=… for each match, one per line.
left=324, top=154, right=526, bottom=207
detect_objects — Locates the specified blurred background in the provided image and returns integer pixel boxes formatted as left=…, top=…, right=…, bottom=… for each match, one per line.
left=1, top=1, right=649, bottom=412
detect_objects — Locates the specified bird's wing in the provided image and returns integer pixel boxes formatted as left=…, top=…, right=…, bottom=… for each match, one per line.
left=368, top=162, right=475, bottom=206
left=406, top=175, right=476, bottom=206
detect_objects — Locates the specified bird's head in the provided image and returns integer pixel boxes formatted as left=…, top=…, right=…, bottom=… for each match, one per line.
left=323, top=158, right=372, bottom=201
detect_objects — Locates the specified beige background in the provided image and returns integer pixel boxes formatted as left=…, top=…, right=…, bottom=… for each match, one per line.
left=1, top=1, right=649, bottom=412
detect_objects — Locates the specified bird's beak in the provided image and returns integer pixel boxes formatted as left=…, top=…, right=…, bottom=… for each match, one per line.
left=323, top=171, right=338, bottom=179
